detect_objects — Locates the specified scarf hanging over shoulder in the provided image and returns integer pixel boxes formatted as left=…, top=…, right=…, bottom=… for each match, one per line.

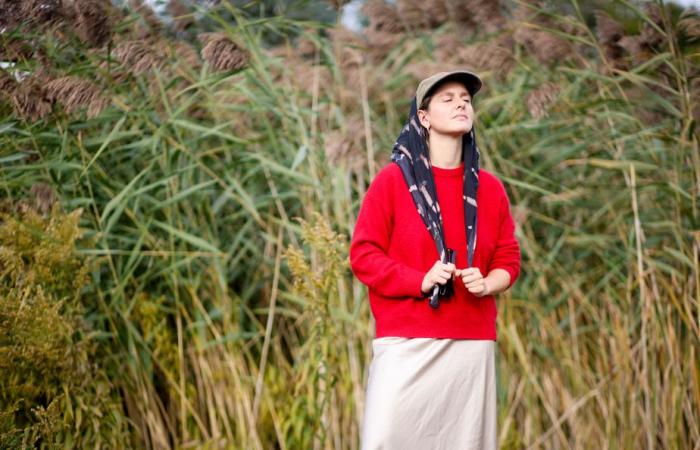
left=391, top=96, right=480, bottom=309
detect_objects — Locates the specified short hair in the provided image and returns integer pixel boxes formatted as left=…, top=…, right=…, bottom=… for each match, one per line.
left=419, top=92, right=433, bottom=112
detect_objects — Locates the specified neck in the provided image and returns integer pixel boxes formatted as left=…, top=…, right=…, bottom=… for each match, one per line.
left=428, top=132, right=463, bottom=169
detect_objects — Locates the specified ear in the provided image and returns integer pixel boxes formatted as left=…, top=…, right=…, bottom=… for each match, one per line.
left=417, top=109, right=430, bottom=130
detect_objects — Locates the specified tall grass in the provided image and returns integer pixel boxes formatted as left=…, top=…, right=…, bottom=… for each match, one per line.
left=0, top=0, right=698, bottom=448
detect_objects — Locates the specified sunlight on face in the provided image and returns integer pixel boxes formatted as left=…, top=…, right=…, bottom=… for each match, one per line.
left=418, top=80, right=474, bottom=137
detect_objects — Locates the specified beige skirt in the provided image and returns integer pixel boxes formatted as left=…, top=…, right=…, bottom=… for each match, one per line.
left=360, top=337, right=497, bottom=450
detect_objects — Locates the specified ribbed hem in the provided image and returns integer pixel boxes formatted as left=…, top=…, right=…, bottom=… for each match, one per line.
left=371, top=297, right=498, bottom=341
left=375, top=323, right=496, bottom=340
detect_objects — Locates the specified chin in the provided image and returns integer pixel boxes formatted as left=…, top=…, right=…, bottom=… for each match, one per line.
left=453, top=125, right=472, bottom=135
left=451, top=120, right=472, bottom=133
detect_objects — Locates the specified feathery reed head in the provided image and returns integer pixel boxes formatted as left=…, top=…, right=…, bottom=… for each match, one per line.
left=9, top=76, right=53, bottom=121
left=73, top=0, right=113, bottom=47
left=113, top=40, right=164, bottom=75
left=198, top=32, right=248, bottom=72
left=45, top=76, right=109, bottom=118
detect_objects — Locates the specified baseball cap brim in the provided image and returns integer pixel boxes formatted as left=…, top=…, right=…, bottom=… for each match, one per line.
left=416, top=70, right=483, bottom=108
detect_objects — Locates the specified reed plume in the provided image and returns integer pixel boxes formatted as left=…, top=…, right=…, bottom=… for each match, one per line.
left=198, top=32, right=248, bottom=72
left=168, top=0, right=194, bottom=33
left=45, top=75, right=109, bottom=118
left=112, top=39, right=165, bottom=75
left=595, top=10, right=628, bottom=71
left=678, top=8, right=700, bottom=42
left=395, top=0, right=447, bottom=30
left=73, top=0, right=113, bottom=47
left=29, top=182, right=56, bottom=216
left=9, top=76, right=53, bottom=121
left=526, top=81, right=560, bottom=119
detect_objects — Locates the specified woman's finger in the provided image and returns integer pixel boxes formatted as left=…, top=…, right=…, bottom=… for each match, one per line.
left=431, top=273, right=446, bottom=284
left=462, top=274, right=481, bottom=284
left=466, top=279, right=485, bottom=289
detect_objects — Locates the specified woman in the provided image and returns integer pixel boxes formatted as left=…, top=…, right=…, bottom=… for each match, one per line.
left=348, top=70, right=521, bottom=449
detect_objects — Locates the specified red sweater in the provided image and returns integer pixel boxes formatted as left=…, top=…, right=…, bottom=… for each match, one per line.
left=349, top=162, right=521, bottom=340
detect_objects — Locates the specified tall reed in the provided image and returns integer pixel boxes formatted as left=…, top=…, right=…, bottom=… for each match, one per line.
left=0, top=0, right=698, bottom=448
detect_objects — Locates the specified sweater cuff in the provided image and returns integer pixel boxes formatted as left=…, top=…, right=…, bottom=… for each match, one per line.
left=491, top=266, right=518, bottom=289
left=406, top=266, right=427, bottom=298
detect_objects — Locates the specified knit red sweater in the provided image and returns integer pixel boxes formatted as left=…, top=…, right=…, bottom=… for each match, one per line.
left=349, top=162, right=521, bottom=340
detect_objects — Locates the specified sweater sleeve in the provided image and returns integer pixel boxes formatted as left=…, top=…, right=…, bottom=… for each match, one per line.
left=349, top=168, right=426, bottom=298
left=487, top=180, right=521, bottom=289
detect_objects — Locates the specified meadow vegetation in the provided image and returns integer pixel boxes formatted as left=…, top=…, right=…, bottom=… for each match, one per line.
left=0, top=0, right=698, bottom=447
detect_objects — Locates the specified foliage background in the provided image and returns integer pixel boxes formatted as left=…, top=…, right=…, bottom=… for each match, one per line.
left=1, top=0, right=699, bottom=448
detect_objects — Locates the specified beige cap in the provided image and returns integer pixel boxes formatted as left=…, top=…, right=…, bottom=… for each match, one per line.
left=415, top=70, right=483, bottom=109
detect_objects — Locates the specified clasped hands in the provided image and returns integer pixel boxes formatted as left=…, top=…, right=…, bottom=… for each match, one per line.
left=420, top=260, right=490, bottom=297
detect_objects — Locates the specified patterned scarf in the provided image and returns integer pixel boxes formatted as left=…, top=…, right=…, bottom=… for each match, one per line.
left=391, top=96, right=480, bottom=309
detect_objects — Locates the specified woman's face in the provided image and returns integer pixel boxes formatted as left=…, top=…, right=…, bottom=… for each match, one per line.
left=417, top=80, right=473, bottom=137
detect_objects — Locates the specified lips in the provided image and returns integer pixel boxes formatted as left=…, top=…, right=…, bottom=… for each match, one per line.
left=454, top=115, right=469, bottom=120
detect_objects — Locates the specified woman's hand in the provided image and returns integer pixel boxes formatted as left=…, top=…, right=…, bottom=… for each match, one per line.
left=421, top=260, right=456, bottom=295
left=455, top=267, right=490, bottom=297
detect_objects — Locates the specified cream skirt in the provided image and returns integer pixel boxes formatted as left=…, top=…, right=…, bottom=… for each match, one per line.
left=360, top=337, right=497, bottom=450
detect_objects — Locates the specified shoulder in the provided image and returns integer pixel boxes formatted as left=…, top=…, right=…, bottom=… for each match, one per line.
left=374, top=161, right=403, bottom=183
left=479, top=168, right=509, bottom=202
left=478, top=168, right=509, bottom=198
left=368, top=162, right=405, bottom=193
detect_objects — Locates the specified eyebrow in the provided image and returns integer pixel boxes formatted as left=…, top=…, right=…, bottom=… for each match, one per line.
left=440, top=91, right=471, bottom=98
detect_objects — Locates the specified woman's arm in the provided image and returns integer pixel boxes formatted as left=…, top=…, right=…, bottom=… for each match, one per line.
left=486, top=182, right=521, bottom=291
left=349, top=172, right=426, bottom=298
left=484, top=268, right=512, bottom=295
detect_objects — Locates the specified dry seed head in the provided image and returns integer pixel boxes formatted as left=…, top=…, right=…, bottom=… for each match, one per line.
left=445, top=35, right=515, bottom=77
left=323, top=0, right=350, bottom=11
left=30, top=182, right=56, bottom=216
left=364, top=28, right=404, bottom=64
left=113, top=40, right=164, bottom=75
left=171, top=41, right=201, bottom=70
left=0, top=0, right=24, bottom=29
left=290, top=62, right=332, bottom=94
left=326, top=24, right=365, bottom=49
left=73, top=0, right=113, bottom=47
left=595, top=10, right=624, bottom=44
left=362, top=0, right=405, bottom=34
left=396, top=0, right=448, bottom=30
left=45, top=76, right=109, bottom=118
left=296, top=35, right=319, bottom=59
left=532, top=32, right=572, bottom=65
left=526, top=81, right=560, bottom=119
left=0, top=37, right=34, bottom=62
left=10, top=77, right=53, bottom=121
left=513, top=1, right=574, bottom=65
left=323, top=131, right=352, bottom=165
left=198, top=32, right=248, bottom=72
left=639, top=2, right=666, bottom=50
left=128, top=0, right=163, bottom=37
left=0, top=70, right=18, bottom=94
left=460, top=0, right=506, bottom=34
left=20, top=0, right=63, bottom=25
left=678, top=8, right=700, bottom=41
left=618, top=35, right=652, bottom=65
left=168, top=0, right=194, bottom=33
left=595, top=10, right=628, bottom=70
left=323, top=115, right=366, bottom=170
